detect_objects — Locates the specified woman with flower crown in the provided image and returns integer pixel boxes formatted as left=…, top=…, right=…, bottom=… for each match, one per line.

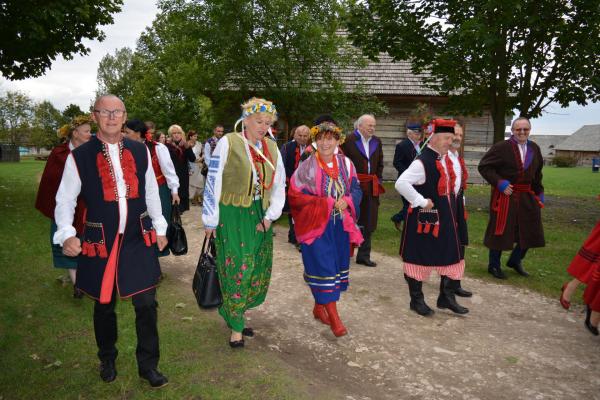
left=288, top=122, right=363, bottom=337
left=35, top=115, right=92, bottom=298
left=202, top=97, right=286, bottom=347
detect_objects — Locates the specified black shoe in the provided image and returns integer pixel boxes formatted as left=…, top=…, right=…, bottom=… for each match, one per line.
left=356, top=259, right=377, bottom=267
left=242, top=327, right=254, bottom=337
left=488, top=267, right=507, bottom=280
left=99, top=360, right=117, bottom=383
left=73, top=286, right=84, bottom=299
left=585, top=306, right=599, bottom=336
left=437, top=276, right=469, bottom=314
left=229, top=339, right=245, bottom=348
left=506, top=261, right=529, bottom=277
left=455, top=286, right=473, bottom=298
left=405, top=274, right=434, bottom=316
left=139, top=369, right=169, bottom=388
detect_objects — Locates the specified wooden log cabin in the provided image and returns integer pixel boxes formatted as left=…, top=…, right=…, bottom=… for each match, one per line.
left=336, top=55, right=500, bottom=183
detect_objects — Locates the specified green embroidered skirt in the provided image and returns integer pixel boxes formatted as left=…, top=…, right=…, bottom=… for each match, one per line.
left=215, top=200, right=273, bottom=332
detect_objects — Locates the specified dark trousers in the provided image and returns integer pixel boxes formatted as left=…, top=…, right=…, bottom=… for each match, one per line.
left=391, top=197, right=409, bottom=223
left=356, top=227, right=372, bottom=261
left=488, top=245, right=529, bottom=269
left=287, top=213, right=297, bottom=244
left=94, top=288, right=159, bottom=374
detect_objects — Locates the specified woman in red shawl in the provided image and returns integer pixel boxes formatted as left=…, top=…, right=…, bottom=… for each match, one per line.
left=288, top=123, right=363, bottom=337
left=35, top=115, right=91, bottom=298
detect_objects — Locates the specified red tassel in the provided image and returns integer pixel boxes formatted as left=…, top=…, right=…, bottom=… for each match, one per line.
left=424, top=222, right=431, bottom=234
left=407, top=207, right=413, bottom=215
left=150, top=229, right=157, bottom=244
left=143, top=231, right=151, bottom=247
left=82, top=242, right=89, bottom=256
left=432, top=224, right=439, bottom=238
left=417, top=223, right=423, bottom=233
left=87, top=243, right=97, bottom=257
left=98, top=244, right=108, bottom=258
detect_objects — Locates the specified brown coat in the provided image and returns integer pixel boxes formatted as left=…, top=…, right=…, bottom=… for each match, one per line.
left=478, top=138, right=545, bottom=250
left=341, top=130, right=384, bottom=232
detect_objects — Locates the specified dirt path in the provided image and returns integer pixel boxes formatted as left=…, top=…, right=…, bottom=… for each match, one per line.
left=165, top=206, right=600, bottom=400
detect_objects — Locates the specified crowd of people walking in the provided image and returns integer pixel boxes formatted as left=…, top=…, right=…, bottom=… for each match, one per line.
left=35, top=94, right=599, bottom=388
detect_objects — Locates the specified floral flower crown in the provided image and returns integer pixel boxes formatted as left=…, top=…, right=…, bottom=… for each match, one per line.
left=310, top=123, right=345, bottom=143
left=57, top=115, right=92, bottom=138
left=241, top=103, right=278, bottom=119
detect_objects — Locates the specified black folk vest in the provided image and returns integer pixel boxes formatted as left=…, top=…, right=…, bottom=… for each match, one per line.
left=72, top=136, right=160, bottom=299
left=400, top=147, right=461, bottom=267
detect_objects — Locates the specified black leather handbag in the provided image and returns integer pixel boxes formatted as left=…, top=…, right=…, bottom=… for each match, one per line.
left=167, top=205, right=188, bottom=255
left=192, top=236, right=222, bottom=309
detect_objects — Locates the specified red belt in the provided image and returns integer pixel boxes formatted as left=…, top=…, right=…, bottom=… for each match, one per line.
left=492, top=183, right=543, bottom=236
left=357, top=173, right=385, bottom=197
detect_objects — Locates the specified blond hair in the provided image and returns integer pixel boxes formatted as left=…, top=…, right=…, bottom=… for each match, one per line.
left=167, top=124, right=184, bottom=135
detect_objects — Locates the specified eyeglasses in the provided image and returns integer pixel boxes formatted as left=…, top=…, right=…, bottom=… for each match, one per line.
left=513, top=128, right=530, bottom=132
left=94, top=109, right=125, bottom=119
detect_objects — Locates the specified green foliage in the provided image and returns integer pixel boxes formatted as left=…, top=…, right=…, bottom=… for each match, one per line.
left=62, top=104, right=86, bottom=122
left=346, top=0, right=600, bottom=142
left=552, top=155, right=578, bottom=168
left=0, top=90, right=34, bottom=146
left=97, top=0, right=387, bottom=135
left=30, top=101, right=63, bottom=150
left=0, top=0, right=124, bottom=80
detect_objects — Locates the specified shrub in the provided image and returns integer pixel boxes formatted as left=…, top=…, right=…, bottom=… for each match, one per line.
left=552, top=155, right=578, bottom=167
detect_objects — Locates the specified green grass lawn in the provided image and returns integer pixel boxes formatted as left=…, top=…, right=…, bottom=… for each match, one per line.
left=1, top=160, right=597, bottom=399
left=0, top=160, right=315, bottom=400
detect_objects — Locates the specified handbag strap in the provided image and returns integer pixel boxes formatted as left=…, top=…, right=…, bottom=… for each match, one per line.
left=172, top=204, right=181, bottom=224
left=201, top=235, right=208, bottom=255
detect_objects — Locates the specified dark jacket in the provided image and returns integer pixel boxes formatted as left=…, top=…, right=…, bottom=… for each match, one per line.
left=393, top=138, right=419, bottom=178
left=340, top=130, right=384, bottom=232
left=478, top=137, right=545, bottom=250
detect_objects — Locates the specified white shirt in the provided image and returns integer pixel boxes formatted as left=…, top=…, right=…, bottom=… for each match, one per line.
left=358, top=130, right=372, bottom=173
left=204, top=137, right=220, bottom=167
left=395, top=145, right=449, bottom=208
left=202, top=135, right=286, bottom=229
left=518, top=142, right=527, bottom=163
left=447, top=150, right=462, bottom=195
left=155, top=142, right=179, bottom=194
left=53, top=142, right=168, bottom=246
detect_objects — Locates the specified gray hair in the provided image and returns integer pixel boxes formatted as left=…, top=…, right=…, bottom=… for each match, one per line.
left=354, top=114, right=376, bottom=130
left=92, top=94, right=125, bottom=111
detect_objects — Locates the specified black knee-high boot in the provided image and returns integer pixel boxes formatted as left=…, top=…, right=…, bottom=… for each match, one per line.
left=437, top=276, right=469, bottom=314
left=405, top=274, right=434, bottom=316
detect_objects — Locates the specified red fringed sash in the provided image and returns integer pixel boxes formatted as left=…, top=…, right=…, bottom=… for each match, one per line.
left=96, top=142, right=140, bottom=201
left=149, top=143, right=166, bottom=185
left=357, top=173, right=385, bottom=196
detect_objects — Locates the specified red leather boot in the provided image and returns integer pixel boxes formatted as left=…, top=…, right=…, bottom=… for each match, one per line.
left=324, top=302, right=347, bottom=337
left=313, top=303, right=330, bottom=325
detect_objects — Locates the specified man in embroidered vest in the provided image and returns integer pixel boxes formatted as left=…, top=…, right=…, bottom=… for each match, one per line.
left=396, top=119, right=469, bottom=317
left=54, top=95, right=170, bottom=388
left=478, top=117, right=545, bottom=279
left=281, top=125, right=311, bottom=247
left=341, top=114, right=384, bottom=267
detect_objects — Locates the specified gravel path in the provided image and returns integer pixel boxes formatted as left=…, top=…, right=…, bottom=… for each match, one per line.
left=165, top=206, right=600, bottom=400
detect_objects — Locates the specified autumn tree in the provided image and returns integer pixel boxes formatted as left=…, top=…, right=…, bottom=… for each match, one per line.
left=346, top=0, right=600, bottom=142
left=0, top=91, right=33, bottom=146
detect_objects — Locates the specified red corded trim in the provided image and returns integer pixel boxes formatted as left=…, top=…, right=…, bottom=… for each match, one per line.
left=435, top=158, right=449, bottom=196
left=121, top=149, right=139, bottom=199
left=97, top=152, right=117, bottom=201
left=459, top=156, right=468, bottom=191
left=444, top=155, right=456, bottom=195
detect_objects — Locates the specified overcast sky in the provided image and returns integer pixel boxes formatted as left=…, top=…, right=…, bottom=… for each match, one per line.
left=1, top=0, right=598, bottom=135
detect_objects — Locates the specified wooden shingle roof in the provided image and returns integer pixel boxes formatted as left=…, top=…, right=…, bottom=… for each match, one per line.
left=335, top=54, right=441, bottom=96
left=555, top=125, right=600, bottom=152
